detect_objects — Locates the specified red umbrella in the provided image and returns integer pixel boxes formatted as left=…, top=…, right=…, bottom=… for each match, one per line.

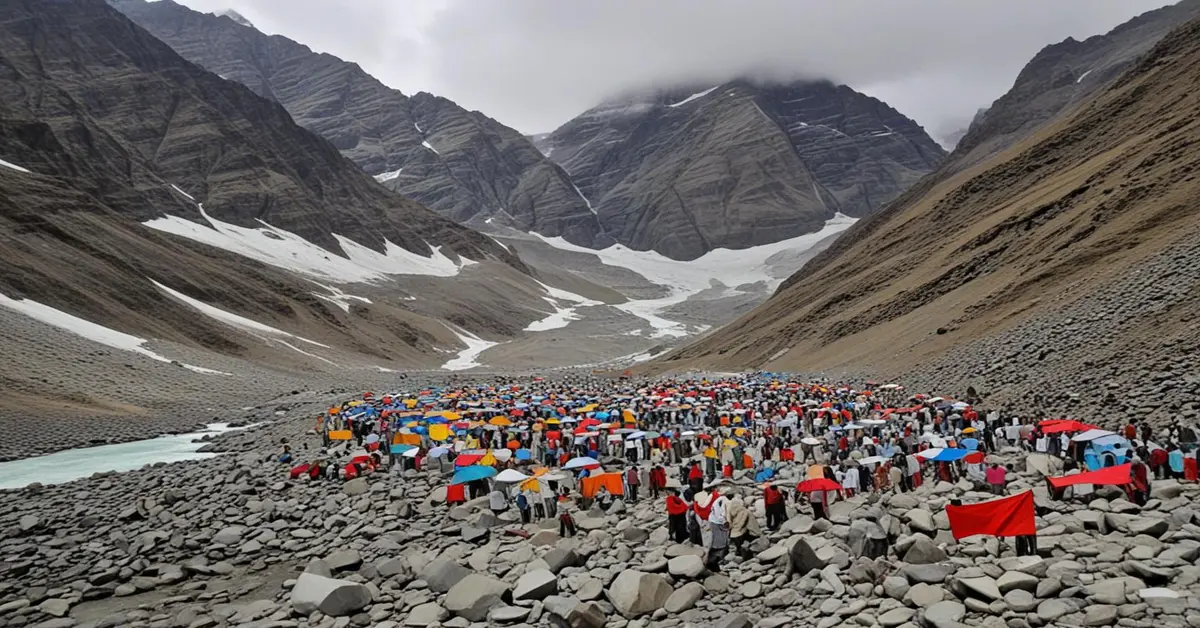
left=455, top=454, right=483, bottom=467
left=796, top=478, right=841, bottom=492
left=965, top=452, right=986, bottom=465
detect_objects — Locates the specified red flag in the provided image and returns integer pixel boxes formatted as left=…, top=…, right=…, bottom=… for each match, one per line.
left=945, top=490, right=1036, bottom=539
left=1047, top=463, right=1131, bottom=488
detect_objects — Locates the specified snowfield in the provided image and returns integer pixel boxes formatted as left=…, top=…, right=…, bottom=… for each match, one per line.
left=0, top=292, right=230, bottom=375
left=144, top=201, right=469, bottom=283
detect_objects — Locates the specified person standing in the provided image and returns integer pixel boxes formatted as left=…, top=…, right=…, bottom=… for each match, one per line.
left=665, top=489, right=690, bottom=542
left=986, top=463, right=1007, bottom=495
left=727, top=497, right=759, bottom=560
left=763, top=483, right=787, bottom=530
left=649, top=464, right=667, bottom=499
left=625, top=465, right=641, bottom=502
left=808, top=487, right=830, bottom=520
left=705, top=491, right=731, bottom=571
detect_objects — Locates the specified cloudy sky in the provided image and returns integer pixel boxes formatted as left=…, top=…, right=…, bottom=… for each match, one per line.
left=173, top=0, right=1173, bottom=145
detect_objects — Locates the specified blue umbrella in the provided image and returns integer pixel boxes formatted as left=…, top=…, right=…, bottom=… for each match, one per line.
left=931, top=448, right=969, bottom=462
left=594, top=411, right=611, bottom=420
left=961, top=438, right=980, bottom=451
left=451, top=465, right=497, bottom=485
left=515, top=448, right=532, bottom=460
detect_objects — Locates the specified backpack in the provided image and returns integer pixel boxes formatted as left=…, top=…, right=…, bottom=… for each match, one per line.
left=516, top=494, right=529, bottom=510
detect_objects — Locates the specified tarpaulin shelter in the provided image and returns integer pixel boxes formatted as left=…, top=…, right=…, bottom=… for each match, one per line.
left=580, top=472, right=624, bottom=498
left=945, top=490, right=1036, bottom=539
left=1047, top=463, right=1132, bottom=488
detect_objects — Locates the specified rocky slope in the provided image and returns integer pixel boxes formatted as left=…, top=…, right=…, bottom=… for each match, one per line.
left=1, top=394, right=1197, bottom=628
left=951, top=0, right=1200, bottom=172
left=110, top=0, right=606, bottom=247
left=659, top=14, right=1200, bottom=425
left=540, top=80, right=946, bottom=260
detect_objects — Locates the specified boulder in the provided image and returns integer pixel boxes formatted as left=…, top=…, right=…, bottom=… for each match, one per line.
left=421, top=558, right=470, bottom=593
left=1127, top=518, right=1168, bottom=538
left=663, top=582, right=705, bottom=613
left=923, top=600, right=965, bottom=628
left=904, top=508, right=936, bottom=534
left=606, top=570, right=673, bottom=618
left=954, top=575, right=1001, bottom=601
left=404, top=603, right=448, bottom=627
left=542, top=548, right=581, bottom=574
left=667, top=555, right=705, bottom=579
left=847, top=519, right=889, bottom=558
left=290, top=572, right=371, bottom=617
left=566, top=602, right=607, bottom=628
left=324, top=549, right=362, bottom=572
left=788, top=537, right=825, bottom=575
left=444, top=573, right=511, bottom=622
left=513, top=569, right=558, bottom=601
left=342, top=477, right=369, bottom=496
left=902, top=535, right=947, bottom=564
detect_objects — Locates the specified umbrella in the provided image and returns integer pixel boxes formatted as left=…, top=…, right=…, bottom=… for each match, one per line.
left=364, top=433, right=380, bottom=445
left=402, top=447, right=419, bottom=458
left=857, top=456, right=887, bottom=466
left=563, top=456, right=601, bottom=470
left=515, top=448, right=532, bottom=460
left=494, top=469, right=529, bottom=483
left=916, top=448, right=944, bottom=460
left=489, top=416, right=513, bottom=427
left=455, top=453, right=484, bottom=467
left=1072, top=429, right=1117, bottom=442
left=929, top=448, right=969, bottom=462
left=626, top=431, right=647, bottom=440
left=796, top=478, right=841, bottom=492
left=800, top=437, right=822, bottom=446
left=428, top=446, right=450, bottom=458
left=961, top=438, right=980, bottom=450
left=450, top=465, right=497, bottom=485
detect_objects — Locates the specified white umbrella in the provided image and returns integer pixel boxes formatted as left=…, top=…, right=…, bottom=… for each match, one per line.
left=801, top=437, right=821, bottom=446
left=858, top=456, right=887, bottom=466
left=364, top=433, right=380, bottom=445
left=402, top=447, right=419, bottom=458
left=916, top=448, right=943, bottom=460
left=563, top=456, right=600, bottom=470
left=1072, top=429, right=1116, bottom=442
left=494, top=469, right=529, bottom=483
left=493, top=449, right=513, bottom=462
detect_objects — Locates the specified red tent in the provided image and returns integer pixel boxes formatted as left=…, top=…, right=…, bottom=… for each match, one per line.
left=1047, top=463, right=1131, bottom=488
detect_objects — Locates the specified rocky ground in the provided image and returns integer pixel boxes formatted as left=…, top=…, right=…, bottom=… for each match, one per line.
left=2, top=404, right=1198, bottom=628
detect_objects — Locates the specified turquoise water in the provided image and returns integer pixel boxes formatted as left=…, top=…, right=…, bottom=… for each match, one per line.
left=0, top=423, right=241, bottom=489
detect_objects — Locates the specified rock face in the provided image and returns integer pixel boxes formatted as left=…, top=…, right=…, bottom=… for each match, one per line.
left=952, top=0, right=1200, bottom=171
left=110, top=0, right=606, bottom=247
left=540, top=80, right=945, bottom=259
left=659, top=12, right=1200, bottom=426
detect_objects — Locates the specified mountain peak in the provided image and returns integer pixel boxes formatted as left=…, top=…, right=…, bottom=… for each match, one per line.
left=217, top=9, right=253, bottom=29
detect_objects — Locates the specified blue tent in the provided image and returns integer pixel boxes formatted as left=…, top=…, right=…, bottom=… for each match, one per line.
left=754, top=468, right=776, bottom=482
left=930, top=448, right=970, bottom=462
left=451, top=465, right=497, bottom=485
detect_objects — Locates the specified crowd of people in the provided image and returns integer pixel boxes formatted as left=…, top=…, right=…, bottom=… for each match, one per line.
left=284, top=375, right=1200, bottom=572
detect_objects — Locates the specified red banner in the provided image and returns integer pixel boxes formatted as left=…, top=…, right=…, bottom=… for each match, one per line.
left=1047, top=463, right=1131, bottom=488
left=945, top=490, right=1036, bottom=539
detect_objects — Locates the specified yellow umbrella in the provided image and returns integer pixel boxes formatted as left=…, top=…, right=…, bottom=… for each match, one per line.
left=723, top=438, right=738, bottom=447
left=545, top=418, right=560, bottom=425
left=479, top=451, right=498, bottom=467
left=703, top=447, right=717, bottom=459
left=489, top=416, right=513, bottom=427
left=403, top=399, right=418, bottom=408
left=734, top=428, right=747, bottom=436
left=520, top=478, right=542, bottom=491
left=405, top=420, right=419, bottom=428
left=429, top=424, right=451, bottom=442
left=581, top=404, right=598, bottom=413
left=622, top=409, right=637, bottom=423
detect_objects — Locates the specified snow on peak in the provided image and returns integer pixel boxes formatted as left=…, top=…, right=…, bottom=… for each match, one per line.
left=422, top=140, right=440, bottom=155
left=668, top=85, right=720, bottom=108
left=218, top=10, right=254, bottom=28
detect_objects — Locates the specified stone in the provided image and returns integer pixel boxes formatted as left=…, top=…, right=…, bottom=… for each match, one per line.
left=764, top=588, right=799, bottom=607
left=715, top=613, right=754, bottom=628
left=1127, top=518, right=1169, bottom=538
left=566, top=602, right=606, bottom=628
left=1083, top=604, right=1118, bottom=626
left=923, top=601, right=965, bottom=628
left=290, top=572, right=372, bottom=617
left=1036, top=599, right=1072, bottom=621
left=342, top=478, right=369, bottom=496
left=488, top=605, right=530, bottom=623
left=879, top=608, right=915, bottom=628
left=996, top=571, right=1038, bottom=594
left=905, top=508, right=936, bottom=534
left=663, top=582, right=705, bottom=613
left=606, top=570, right=673, bottom=618
left=789, top=537, right=825, bottom=575
left=902, top=563, right=955, bottom=584
left=212, top=526, right=244, bottom=546
left=956, top=576, right=1002, bottom=601
left=740, top=582, right=763, bottom=598
left=883, top=576, right=910, bottom=600
left=908, top=582, right=945, bottom=607
left=667, top=555, right=705, bottom=579
left=903, top=535, right=947, bottom=564
left=404, top=603, right=448, bottom=627
left=325, top=549, right=362, bottom=572
left=542, top=548, right=581, bottom=574
left=513, top=569, right=558, bottom=601
left=37, top=599, right=70, bottom=618
left=421, top=558, right=470, bottom=593
left=444, top=573, right=511, bottom=622
left=1004, top=589, right=1038, bottom=613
